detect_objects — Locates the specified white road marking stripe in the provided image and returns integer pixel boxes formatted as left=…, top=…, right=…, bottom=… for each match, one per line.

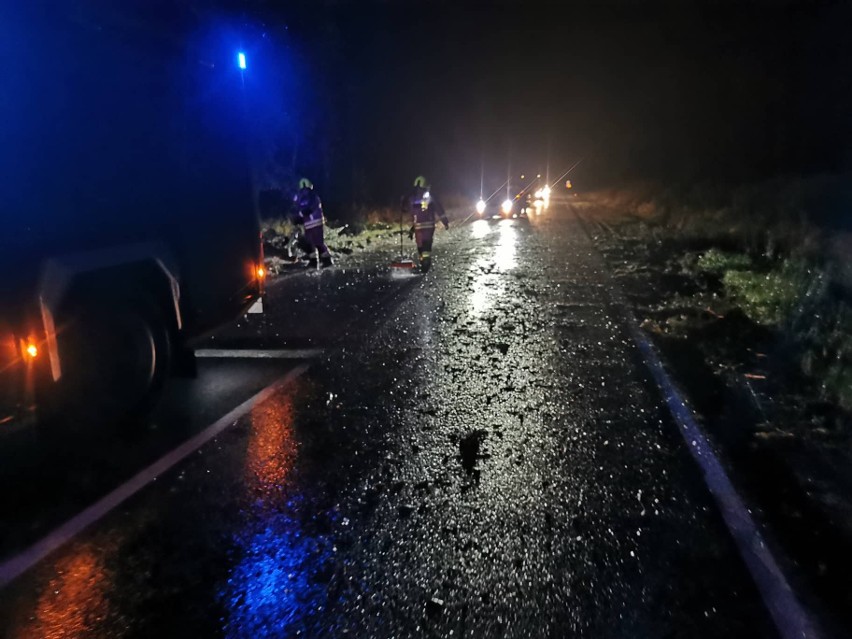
left=195, top=348, right=324, bottom=360
left=575, top=210, right=821, bottom=639
left=0, top=363, right=311, bottom=589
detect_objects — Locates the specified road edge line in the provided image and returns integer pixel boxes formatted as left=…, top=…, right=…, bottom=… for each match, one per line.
left=0, top=363, right=311, bottom=590
left=573, top=208, right=821, bottom=639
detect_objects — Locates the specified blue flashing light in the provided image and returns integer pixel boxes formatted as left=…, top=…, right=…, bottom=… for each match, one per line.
left=237, top=51, right=247, bottom=70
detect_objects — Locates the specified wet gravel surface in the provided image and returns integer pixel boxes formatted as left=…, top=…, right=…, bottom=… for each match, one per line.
left=0, top=205, right=778, bottom=638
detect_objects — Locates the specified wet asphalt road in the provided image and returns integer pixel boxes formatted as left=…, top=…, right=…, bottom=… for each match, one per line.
left=0, top=202, right=779, bottom=638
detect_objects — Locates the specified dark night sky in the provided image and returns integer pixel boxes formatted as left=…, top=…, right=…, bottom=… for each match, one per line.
left=229, top=0, right=852, bottom=202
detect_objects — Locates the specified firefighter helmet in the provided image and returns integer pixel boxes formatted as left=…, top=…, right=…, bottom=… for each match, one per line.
left=413, top=175, right=427, bottom=188
left=298, top=177, right=314, bottom=190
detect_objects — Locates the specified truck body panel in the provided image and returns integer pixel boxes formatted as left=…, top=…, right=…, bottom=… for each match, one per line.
left=0, top=2, right=263, bottom=424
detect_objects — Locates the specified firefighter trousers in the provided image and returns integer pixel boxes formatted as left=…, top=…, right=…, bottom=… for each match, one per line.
left=414, top=229, right=434, bottom=258
left=305, top=226, right=330, bottom=259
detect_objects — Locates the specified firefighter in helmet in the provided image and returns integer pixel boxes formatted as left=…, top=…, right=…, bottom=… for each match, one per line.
left=294, top=178, right=332, bottom=268
left=401, top=175, right=448, bottom=272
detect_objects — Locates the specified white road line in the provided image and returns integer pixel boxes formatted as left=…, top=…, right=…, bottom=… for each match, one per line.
left=0, top=364, right=311, bottom=590
left=195, top=348, right=324, bottom=360
left=574, top=210, right=821, bottom=639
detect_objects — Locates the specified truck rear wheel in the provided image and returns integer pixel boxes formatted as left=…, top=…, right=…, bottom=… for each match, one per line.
left=38, top=298, right=172, bottom=432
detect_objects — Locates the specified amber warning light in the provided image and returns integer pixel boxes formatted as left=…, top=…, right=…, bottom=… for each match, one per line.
left=24, top=342, right=38, bottom=359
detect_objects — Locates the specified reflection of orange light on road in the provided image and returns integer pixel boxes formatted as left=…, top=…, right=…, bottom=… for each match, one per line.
left=11, top=545, right=109, bottom=639
left=246, top=387, right=298, bottom=492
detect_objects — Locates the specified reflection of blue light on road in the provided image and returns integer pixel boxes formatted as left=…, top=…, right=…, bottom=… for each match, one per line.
left=223, top=512, right=331, bottom=638
left=222, top=392, right=331, bottom=638
left=225, top=521, right=307, bottom=635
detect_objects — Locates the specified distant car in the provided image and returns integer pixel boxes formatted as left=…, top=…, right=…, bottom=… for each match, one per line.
left=474, top=197, right=512, bottom=220
left=475, top=193, right=531, bottom=220
left=475, top=198, right=487, bottom=216
left=500, top=197, right=516, bottom=218
left=530, top=184, right=551, bottom=213
left=517, top=194, right=534, bottom=217
left=474, top=198, right=497, bottom=219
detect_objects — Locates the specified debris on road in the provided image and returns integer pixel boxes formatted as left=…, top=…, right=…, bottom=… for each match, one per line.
left=426, top=597, right=445, bottom=617
left=458, top=430, right=488, bottom=475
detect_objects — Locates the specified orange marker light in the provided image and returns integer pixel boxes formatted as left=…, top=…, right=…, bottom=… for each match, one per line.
left=25, top=343, right=38, bottom=359
left=257, top=266, right=266, bottom=279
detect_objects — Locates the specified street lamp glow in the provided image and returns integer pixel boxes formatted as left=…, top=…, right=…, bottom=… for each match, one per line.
left=237, top=51, right=247, bottom=70
left=476, top=199, right=486, bottom=215
left=501, top=199, right=513, bottom=215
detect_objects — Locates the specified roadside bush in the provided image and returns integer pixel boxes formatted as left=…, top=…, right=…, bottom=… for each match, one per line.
left=592, top=175, right=845, bottom=259
left=362, top=206, right=403, bottom=226
left=262, top=217, right=295, bottom=238
left=696, top=248, right=753, bottom=274
left=722, top=260, right=812, bottom=325
left=825, top=360, right=852, bottom=411
left=796, top=298, right=852, bottom=411
left=599, top=177, right=852, bottom=411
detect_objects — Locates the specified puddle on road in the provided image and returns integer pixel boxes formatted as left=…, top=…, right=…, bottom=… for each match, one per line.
left=468, top=222, right=519, bottom=317
left=470, top=219, right=491, bottom=239
left=4, top=543, right=112, bottom=639
left=222, top=384, right=333, bottom=638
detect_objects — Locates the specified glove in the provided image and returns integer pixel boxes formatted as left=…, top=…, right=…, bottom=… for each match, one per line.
left=408, top=226, right=415, bottom=240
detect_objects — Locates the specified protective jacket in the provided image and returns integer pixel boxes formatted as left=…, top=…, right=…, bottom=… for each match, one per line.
left=295, top=187, right=331, bottom=266
left=401, top=186, right=448, bottom=271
